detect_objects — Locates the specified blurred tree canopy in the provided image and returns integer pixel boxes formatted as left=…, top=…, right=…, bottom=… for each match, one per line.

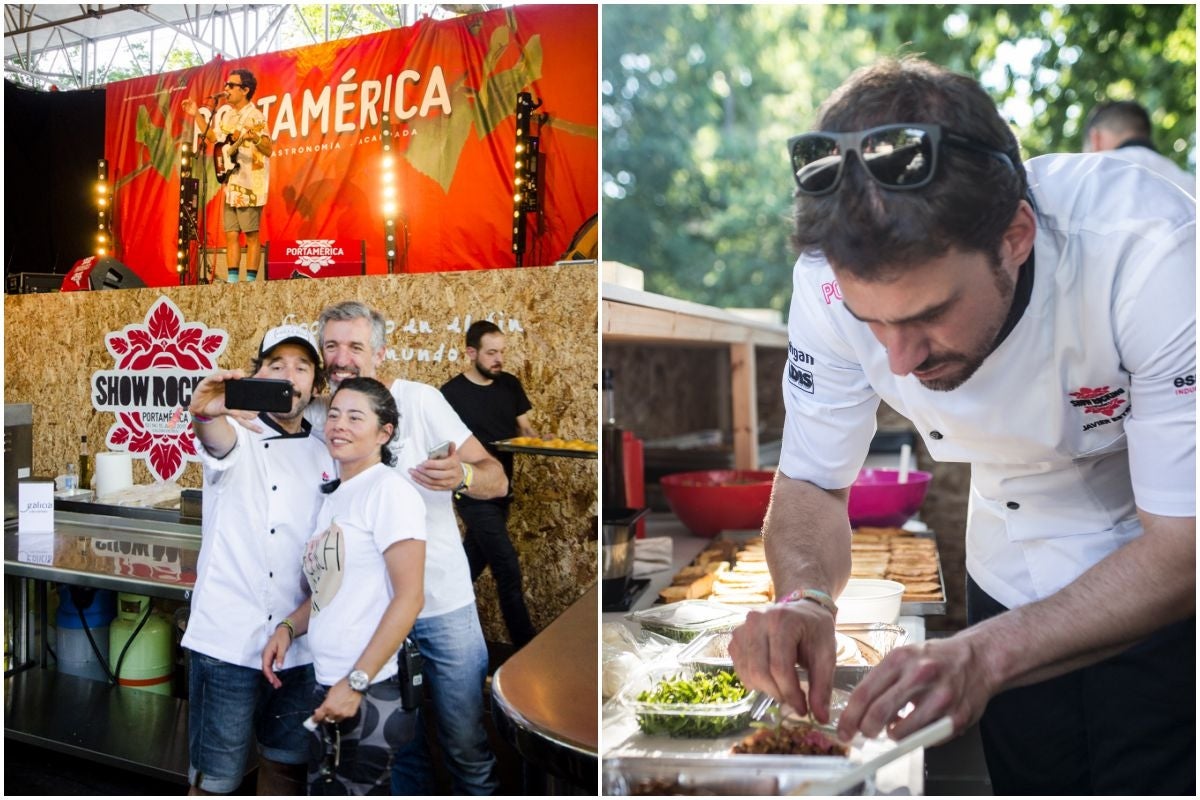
left=601, top=4, right=1196, bottom=311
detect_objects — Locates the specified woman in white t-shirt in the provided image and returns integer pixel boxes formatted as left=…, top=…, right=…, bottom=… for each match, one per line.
left=261, top=377, right=426, bottom=794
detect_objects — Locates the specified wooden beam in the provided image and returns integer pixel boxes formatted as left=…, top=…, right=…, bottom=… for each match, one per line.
left=730, top=341, right=759, bottom=470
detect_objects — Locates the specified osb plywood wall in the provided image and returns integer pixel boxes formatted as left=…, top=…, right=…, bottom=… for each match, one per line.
left=4, top=264, right=598, bottom=643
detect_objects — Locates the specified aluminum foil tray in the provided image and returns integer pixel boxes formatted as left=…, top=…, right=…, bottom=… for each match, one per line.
left=677, top=623, right=908, bottom=691
left=603, top=754, right=867, bottom=796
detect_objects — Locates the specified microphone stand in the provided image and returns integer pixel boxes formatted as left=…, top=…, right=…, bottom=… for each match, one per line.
left=195, top=97, right=222, bottom=284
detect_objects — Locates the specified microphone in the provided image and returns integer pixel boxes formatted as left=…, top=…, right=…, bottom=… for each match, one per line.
left=209, top=91, right=228, bottom=100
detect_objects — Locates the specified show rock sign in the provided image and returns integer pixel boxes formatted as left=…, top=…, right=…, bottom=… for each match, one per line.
left=91, top=297, right=229, bottom=482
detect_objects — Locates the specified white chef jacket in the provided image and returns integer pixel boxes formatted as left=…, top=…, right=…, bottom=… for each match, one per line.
left=183, top=414, right=335, bottom=669
left=306, top=380, right=477, bottom=618
left=779, top=153, right=1196, bottom=611
left=1100, top=143, right=1195, bottom=198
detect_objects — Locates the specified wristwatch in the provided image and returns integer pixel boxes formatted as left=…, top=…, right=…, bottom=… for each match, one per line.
left=347, top=669, right=370, bottom=693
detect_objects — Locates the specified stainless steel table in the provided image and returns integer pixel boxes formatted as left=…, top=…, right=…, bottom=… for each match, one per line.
left=491, top=583, right=598, bottom=794
left=602, top=513, right=928, bottom=795
left=4, top=511, right=200, bottom=784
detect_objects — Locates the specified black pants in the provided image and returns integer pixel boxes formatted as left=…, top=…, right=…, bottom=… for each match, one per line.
left=455, top=498, right=537, bottom=648
left=967, top=575, right=1195, bottom=795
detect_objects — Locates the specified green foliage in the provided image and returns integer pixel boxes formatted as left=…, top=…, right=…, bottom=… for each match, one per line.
left=603, top=4, right=1196, bottom=311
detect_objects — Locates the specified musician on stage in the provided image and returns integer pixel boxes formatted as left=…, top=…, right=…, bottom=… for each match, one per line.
left=182, top=69, right=272, bottom=283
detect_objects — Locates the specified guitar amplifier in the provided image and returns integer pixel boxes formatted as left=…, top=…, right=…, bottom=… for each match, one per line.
left=6, top=272, right=63, bottom=294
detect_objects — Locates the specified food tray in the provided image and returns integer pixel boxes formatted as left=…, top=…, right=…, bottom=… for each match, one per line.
left=677, top=624, right=908, bottom=691
left=616, top=666, right=760, bottom=739
left=628, top=600, right=747, bottom=643
left=491, top=438, right=597, bottom=459
left=603, top=754, right=866, bottom=795
left=898, top=531, right=947, bottom=616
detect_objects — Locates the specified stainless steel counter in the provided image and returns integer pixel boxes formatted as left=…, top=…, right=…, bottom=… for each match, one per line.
left=491, top=583, right=598, bottom=794
left=3, top=509, right=200, bottom=784
left=4, top=510, right=200, bottom=601
left=602, top=513, right=927, bottom=795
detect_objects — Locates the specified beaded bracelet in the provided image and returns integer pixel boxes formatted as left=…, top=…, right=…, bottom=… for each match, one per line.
left=778, top=588, right=838, bottom=618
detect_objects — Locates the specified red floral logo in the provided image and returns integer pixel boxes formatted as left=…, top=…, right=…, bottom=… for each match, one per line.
left=94, top=297, right=228, bottom=483
left=1068, top=386, right=1126, bottom=417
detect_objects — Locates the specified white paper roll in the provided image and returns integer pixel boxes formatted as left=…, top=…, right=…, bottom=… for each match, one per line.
left=94, top=452, right=134, bottom=498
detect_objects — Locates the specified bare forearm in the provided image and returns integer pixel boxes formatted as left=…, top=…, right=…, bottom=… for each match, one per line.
left=463, top=455, right=508, bottom=499
left=960, top=512, right=1194, bottom=695
left=763, top=473, right=853, bottom=599
left=189, top=415, right=237, bottom=459
left=355, top=541, right=424, bottom=679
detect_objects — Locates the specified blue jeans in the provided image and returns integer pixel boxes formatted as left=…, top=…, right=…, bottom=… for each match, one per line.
left=187, top=650, right=315, bottom=793
left=390, top=602, right=498, bottom=795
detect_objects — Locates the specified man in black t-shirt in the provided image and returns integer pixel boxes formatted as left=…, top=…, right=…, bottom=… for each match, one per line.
left=441, top=320, right=538, bottom=648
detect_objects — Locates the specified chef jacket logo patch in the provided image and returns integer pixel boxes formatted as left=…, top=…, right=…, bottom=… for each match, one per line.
left=91, top=296, right=230, bottom=482
left=1068, top=386, right=1130, bottom=431
left=788, top=343, right=816, bottom=393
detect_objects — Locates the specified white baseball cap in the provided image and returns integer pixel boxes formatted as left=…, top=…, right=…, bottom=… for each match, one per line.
left=259, top=324, right=320, bottom=365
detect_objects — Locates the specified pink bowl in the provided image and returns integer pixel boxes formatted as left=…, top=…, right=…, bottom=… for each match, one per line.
left=659, top=470, right=775, bottom=538
left=847, top=468, right=932, bottom=528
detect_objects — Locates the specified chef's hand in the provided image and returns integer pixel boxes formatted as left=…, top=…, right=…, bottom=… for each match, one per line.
left=408, top=441, right=462, bottom=492
left=312, top=679, right=364, bottom=724
left=261, top=626, right=292, bottom=689
left=838, top=635, right=987, bottom=743
left=729, top=600, right=838, bottom=723
left=188, top=371, right=262, bottom=432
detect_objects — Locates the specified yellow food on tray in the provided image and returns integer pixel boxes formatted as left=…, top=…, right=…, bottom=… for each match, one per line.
left=504, top=436, right=597, bottom=452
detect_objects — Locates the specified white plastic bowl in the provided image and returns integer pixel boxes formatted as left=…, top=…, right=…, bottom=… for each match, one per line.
left=835, top=579, right=905, bottom=624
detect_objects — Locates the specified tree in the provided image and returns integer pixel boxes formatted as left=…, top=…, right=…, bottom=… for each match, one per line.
left=603, top=4, right=1196, bottom=311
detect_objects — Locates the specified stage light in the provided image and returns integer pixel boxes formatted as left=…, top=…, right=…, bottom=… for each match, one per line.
left=510, top=91, right=543, bottom=266
left=380, top=110, right=404, bottom=273
left=95, top=159, right=113, bottom=258
left=176, top=142, right=200, bottom=284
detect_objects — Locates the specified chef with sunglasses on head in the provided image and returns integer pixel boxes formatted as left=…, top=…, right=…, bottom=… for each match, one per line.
left=729, top=56, right=1194, bottom=795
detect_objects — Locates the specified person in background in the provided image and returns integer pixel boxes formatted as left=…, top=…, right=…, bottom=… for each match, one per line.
left=441, top=320, right=538, bottom=649
left=1081, top=99, right=1195, bottom=196
left=730, top=57, right=1194, bottom=794
left=183, top=324, right=332, bottom=795
left=310, top=301, right=505, bottom=795
left=182, top=68, right=272, bottom=282
left=262, top=377, right=426, bottom=794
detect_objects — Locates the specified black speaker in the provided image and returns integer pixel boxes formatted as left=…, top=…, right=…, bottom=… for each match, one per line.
left=89, top=257, right=146, bottom=290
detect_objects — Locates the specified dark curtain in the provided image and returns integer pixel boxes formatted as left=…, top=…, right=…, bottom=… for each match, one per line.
left=4, top=80, right=107, bottom=279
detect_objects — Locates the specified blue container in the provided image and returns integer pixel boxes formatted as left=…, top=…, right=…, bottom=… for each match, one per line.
left=55, top=586, right=116, bottom=682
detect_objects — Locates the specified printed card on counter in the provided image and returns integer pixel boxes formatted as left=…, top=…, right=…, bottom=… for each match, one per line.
left=18, top=480, right=55, bottom=533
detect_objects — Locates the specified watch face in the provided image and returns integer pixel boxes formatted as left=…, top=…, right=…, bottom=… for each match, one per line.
left=348, top=670, right=369, bottom=691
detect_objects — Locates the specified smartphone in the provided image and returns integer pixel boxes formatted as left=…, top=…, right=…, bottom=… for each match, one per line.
left=427, top=440, right=452, bottom=459
left=224, top=378, right=295, bottom=412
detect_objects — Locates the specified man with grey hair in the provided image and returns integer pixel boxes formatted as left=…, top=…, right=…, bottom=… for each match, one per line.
left=308, top=300, right=503, bottom=795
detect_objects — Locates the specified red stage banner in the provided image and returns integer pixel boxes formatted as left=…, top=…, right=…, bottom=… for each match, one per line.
left=266, top=238, right=366, bottom=280
left=104, top=5, right=598, bottom=287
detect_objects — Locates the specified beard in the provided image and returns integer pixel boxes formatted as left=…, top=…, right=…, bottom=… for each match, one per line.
left=475, top=358, right=503, bottom=378
left=915, top=262, right=1016, bottom=392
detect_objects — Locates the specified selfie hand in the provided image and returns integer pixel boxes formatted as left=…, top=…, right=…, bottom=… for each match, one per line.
left=409, top=441, right=461, bottom=491
left=188, top=370, right=261, bottom=432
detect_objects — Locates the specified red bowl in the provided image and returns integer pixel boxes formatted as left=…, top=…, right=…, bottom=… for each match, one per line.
left=659, top=470, right=775, bottom=538
left=847, top=468, right=932, bottom=528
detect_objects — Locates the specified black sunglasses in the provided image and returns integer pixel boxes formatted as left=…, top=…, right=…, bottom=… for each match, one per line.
left=788, top=123, right=1015, bottom=195
left=225, top=81, right=244, bottom=89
